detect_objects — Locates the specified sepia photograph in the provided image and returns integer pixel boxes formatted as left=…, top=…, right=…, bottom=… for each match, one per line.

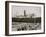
left=5, top=1, right=45, bottom=36
left=12, top=6, right=41, bottom=31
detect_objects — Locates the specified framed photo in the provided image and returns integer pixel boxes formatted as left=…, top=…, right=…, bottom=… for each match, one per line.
left=5, top=1, right=45, bottom=36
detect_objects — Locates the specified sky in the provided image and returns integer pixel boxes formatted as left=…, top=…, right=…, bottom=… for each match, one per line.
left=12, top=5, right=41, bottom=17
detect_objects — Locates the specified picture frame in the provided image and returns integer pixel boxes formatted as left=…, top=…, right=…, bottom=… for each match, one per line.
left=5, top=1, right=45, bottom=36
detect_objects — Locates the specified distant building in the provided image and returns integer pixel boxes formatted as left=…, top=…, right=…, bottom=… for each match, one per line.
left=24, top=10, right=26, bottom=17
left=16, top=10, right=35, bottom=18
